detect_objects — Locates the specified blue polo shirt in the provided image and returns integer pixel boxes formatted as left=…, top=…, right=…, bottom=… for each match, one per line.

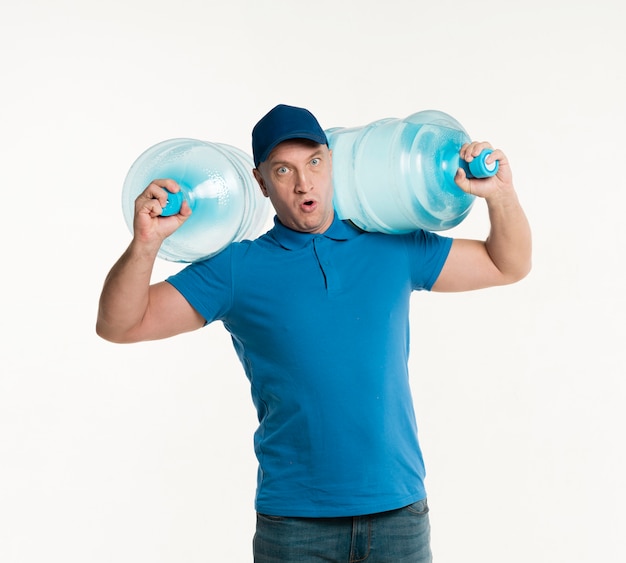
left=167, top=215, right=452, bottom=517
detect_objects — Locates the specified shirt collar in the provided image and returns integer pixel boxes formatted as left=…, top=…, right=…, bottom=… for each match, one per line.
left=269, top=213, right=361, bottom=250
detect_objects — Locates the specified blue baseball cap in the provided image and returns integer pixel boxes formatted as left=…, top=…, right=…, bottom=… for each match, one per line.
left=252, top=104, right=328, bottom=167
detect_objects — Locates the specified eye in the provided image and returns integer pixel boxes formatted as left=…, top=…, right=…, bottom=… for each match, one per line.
left=277, top=166, right=289, bottom=175
left=311, top=157, right=321, bottom=166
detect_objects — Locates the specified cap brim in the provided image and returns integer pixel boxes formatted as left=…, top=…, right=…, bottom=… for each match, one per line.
left=258, top=131, right=328, bottom=166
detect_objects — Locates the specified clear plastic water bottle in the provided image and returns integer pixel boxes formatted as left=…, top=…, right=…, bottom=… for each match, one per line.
left=326, top=110, right=498, bottom=233
left=122, top=138, right=272, bottom=263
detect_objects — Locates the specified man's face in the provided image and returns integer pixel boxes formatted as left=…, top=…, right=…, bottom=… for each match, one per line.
left=253, top=139, right=334, bottom=234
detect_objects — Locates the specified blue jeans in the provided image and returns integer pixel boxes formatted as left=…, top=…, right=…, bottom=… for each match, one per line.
left=253, top=498, right=432, bottom=562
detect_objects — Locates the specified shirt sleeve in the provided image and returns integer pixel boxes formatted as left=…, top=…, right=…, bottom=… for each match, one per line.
left=166, top=246, right=234, bottom=324
left=407, top=229, right=453, bottom=291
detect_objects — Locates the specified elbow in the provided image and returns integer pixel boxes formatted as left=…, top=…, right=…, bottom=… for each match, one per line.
left=95, top=319, right=136, bottom=344
left=95, top=324, right=122, bottom=344
left=502, top=257, right=532, bottom=285
left=516, top=249, right=533, bottom=282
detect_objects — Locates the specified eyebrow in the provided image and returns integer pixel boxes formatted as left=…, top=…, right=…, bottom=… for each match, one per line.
left=270, top=148, right=325, bottom=167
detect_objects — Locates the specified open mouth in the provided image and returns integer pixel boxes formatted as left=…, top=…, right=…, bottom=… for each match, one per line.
left=299, top=199, right=317, bottom=213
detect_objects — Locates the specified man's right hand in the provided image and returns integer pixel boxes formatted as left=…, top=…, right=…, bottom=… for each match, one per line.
left=133, top=179, right=192, bottom=247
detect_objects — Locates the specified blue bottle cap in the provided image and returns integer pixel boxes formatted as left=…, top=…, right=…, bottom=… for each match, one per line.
left=160, top=189, right=184, bottom=216
left=467, top=149, right=499, bottom=178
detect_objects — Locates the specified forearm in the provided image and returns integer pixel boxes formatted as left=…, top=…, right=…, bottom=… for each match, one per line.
left=484, top=189, right=532, bottom=283
left=96, top=239, right=161, bottom=342
left=433, top=142, right=532, bottom=292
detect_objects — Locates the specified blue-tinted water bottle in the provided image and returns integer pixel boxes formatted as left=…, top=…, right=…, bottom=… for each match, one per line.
left=326, top=109, right=498, bottom=233
left=122, top=138, right=272, bottom=263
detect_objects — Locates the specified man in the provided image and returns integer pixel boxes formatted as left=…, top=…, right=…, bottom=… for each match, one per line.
left=97, top=104, right=531, bottom=562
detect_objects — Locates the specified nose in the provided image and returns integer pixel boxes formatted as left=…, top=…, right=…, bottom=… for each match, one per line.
left=294, top=168, right=312, bottom=193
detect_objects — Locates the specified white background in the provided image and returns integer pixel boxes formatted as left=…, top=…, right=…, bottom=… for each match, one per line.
left=1, top=1, right=624, bottom=561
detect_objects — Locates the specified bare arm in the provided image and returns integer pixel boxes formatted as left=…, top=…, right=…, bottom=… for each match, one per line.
left=432, top=142, right=532, bottom=292
left=96, top=179, right=205, bottom=343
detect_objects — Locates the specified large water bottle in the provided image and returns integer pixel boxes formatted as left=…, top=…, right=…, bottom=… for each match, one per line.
left=326, top=109, right=498, bottom=233
left=121, top=138, right=272, bottom=263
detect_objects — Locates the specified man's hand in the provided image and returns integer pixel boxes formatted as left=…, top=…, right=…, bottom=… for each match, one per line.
left=454, top=142, right=513, bottom=201
left=133, top=179, right=192, bottom=247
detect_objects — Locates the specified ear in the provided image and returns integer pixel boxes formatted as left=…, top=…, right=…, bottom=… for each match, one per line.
left=253, top=168, right=269, bottom=198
